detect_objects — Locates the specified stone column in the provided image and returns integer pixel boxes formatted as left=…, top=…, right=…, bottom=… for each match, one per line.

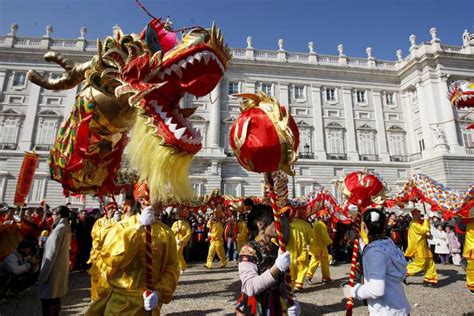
left=436, top=76, right=463, bottom=153
left=208, top=82, right=221, bottom=148
left=371, top=89, right=390, bottom=161
left=342, top=87, right=358, bottom=160
left=19, top=83, right=41, bottom=151
left=279, top=83, right=290, bottom=110
left=400, top=92, right=418, bottom=156
left=0, top=69, right=7, bottom=97
left=415, top=82, right=435, bottom=156
left=310, top=85, right=326, bottom=160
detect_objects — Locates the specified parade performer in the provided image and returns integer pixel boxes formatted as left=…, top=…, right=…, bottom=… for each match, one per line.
left=280, top=206, right=304, bottom=289
left=343, top=209, right=410, bottom=315
left=236, top=213, right=249, bottom=253
left=171, top=209, right=192, bottom=274
left=236, top=204, right=299, bottom=316
left=87, top=202, right=118, bottom=301
left=291, top=207, right=313, bottom=290
left=205, top=206, right=227, bottom=269
left=306, top=209, right=332, bottom=285
left=404, top=209, right=438, bottom=285
left=225, top=213, right=239, bottom=261
left=28, top=5, right=231, bottom=313
left=464, top=218, right=474, bottom=293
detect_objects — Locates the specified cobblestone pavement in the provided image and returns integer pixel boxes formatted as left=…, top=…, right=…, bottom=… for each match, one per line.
left=1, top=262, right=473, bottom=315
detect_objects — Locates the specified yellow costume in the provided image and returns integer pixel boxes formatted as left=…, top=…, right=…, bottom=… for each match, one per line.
left=405, top=219, right=438, bottom=284
left=291, top=218, right=313, bottom=288
left=286, top=224, right=303, bottom=288
left=171, top=219, right=192, bottom=272
left=463, top=219, right=474, bottom=292
left=205, top=220, right=227, bottom=268
left=88, top=216, right=115, bottom=301
left=236, top=220, right=249, bottom=253
left=307, top=220, right=332, bottom=282
left=86, top=220, right=179, bottom=315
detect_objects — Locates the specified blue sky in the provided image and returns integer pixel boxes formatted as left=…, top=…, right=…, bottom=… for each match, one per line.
left=1, top=0, right=473, bottom=60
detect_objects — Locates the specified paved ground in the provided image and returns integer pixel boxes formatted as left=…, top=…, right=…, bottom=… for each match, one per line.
left=1, top=262, right=473, bottom=315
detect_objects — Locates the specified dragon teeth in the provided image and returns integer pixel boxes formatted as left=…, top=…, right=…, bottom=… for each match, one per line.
left=203, top=51, right=211, bottom=65
left=195, top=52, right=203, bottom=62
left=171, top=64, right=183, bottom=79
left=186, top=56, right=195, bottom=64
left=179, top=60, right=187, bottom=70
left=174, top=127, right=186, bottom=139
left=169, top=123, right=177, bottom=132
left=165, top=117, right=173, bottom=125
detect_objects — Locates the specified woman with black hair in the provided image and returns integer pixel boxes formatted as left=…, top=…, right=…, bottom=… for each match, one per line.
left=235, top=204, right=300, bottom=316
left=342, top=208, right=410, bottom=315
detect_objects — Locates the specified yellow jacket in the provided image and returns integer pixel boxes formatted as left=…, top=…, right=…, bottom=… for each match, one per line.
left=310, top=220, right=332, bottom=258
left=463, top=219, right=474, bottom=259
left=171, top=220, right=192, bottom=246
left=209, top=221, right=224, bottom=245
left=287, top=225, right=304, bottom=262
left=404, top=219, right=432, bottom=258
left=237, top=221, right=249, bottom=243
left=94, top=220, right=179, bottom=313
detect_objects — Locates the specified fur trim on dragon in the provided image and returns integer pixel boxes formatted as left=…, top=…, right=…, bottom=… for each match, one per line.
left=27, top=19, right=231, bottom=204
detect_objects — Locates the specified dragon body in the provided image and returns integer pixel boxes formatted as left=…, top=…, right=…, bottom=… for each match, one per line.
left=28, top=19, right=231, bottom=203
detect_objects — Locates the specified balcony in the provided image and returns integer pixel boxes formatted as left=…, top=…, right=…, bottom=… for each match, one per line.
left=327, top=153, right=348, bottom=160
left=466, top=147, right=474, bottom=154
left=390, top=155, right=408, bottom=162
left=359, top=154, right=380, bottom=161
left=298, top=152, right=314, bottom=159
left=35, top=144, right=53, bottom=151
left=0, top=143, right=17, bottom=150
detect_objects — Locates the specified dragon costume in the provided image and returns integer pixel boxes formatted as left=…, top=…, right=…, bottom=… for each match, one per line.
left=28, top=18, right=231, bottom=204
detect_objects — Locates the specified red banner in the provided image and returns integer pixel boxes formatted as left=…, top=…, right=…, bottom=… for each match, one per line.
left=14, top=152, right=40, bottom=206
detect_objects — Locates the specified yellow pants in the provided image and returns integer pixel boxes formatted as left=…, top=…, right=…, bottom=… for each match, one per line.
left=467, top=259, right=474, bottom=291
left=295, top=251, right=309, bottom=288
left=205, top=242, right=227, bottom=268
left=306, top=256, right=331, bottom=281
left=177, top=245, right=187, bottom=271
left=407, top=256, right=438, bottom=283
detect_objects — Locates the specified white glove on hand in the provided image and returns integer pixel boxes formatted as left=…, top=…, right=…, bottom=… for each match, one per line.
left=143, top=290, right=159, bottom=311
left=140, top=206, right=156, bottom=226
left=287, top=300, right=301, bottom=316
left=114, top=210, right=122, bottom=222
left=274, top=251, right=291, bottom=272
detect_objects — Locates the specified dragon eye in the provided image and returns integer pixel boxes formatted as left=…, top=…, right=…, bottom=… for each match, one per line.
left=182, top=29, right=209, bottom=48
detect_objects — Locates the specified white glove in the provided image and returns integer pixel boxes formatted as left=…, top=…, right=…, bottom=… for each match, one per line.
left=114, top=210, right=122, bottom=222
left=287, top=300, right=301, bottom=316
left=143, top=290, right=159, bottom=311
left=140, top=206, right=156, bottom=226
left=274, top=251, right=291, bottom=272
left=342, top=284, right=354, bottom=299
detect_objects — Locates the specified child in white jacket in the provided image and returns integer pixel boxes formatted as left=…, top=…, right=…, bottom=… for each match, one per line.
left=343, top=209, right=410, bottom=315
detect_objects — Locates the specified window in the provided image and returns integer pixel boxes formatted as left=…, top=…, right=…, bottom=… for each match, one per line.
left=388, top=132, right=406, bottom=156
left=417, top=131, right=425, bottom=152
left=326, top=129, right=345, bottom=154
left=356, top=90, right=366, bottom=104
left=228, top=81, right=239, bottom=95
left=45, top=97, right=61, bottom=105
left=327, top=110, right=339, bottom=117
left=28, top=179, right=44, bottom=203
left=192, top=182, right=203, bottom=196
left=333, top=168, right=343, bottom=177
left=397, top=169, right=407, bottom=178
left=36, top=120, right=57, bottom=147
left=8, top=96, right=23, bottom=104
left=1, top=117, right=19, bottom=146
left=300, top=167, right=310, bottom=176
left=358, top=130, right=377, bottom=155
left=300, top=184, right=313, bottom=196
left=261, top=83, right=272, bottom=96
left=224, top=182, right=240, bottom=196
left=463, top=130, right=474, bottom=148
left=12, top=72, right=26, bottom=87
left=326, top=88, right=336, bottom=102
left=293, top=85, right=305, bottom=100
left=385, top=92, right=395, bottom=106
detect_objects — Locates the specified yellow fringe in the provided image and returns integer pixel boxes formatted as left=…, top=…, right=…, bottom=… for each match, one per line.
left=127, top=116, right=194, bottom=204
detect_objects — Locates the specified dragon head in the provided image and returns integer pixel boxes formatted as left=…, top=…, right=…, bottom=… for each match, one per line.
left=448, top=80, right=474, bottom=109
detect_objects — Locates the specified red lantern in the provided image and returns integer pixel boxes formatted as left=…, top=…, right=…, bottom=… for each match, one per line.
left=229, top=93, right=299, bottom=175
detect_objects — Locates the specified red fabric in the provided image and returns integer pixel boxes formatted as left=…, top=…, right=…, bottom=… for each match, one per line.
left=229, top=106, right=299, bottom=173
left=224, top=221, right=239, bottom=241
left=343, top=171, right=385, bottom=208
